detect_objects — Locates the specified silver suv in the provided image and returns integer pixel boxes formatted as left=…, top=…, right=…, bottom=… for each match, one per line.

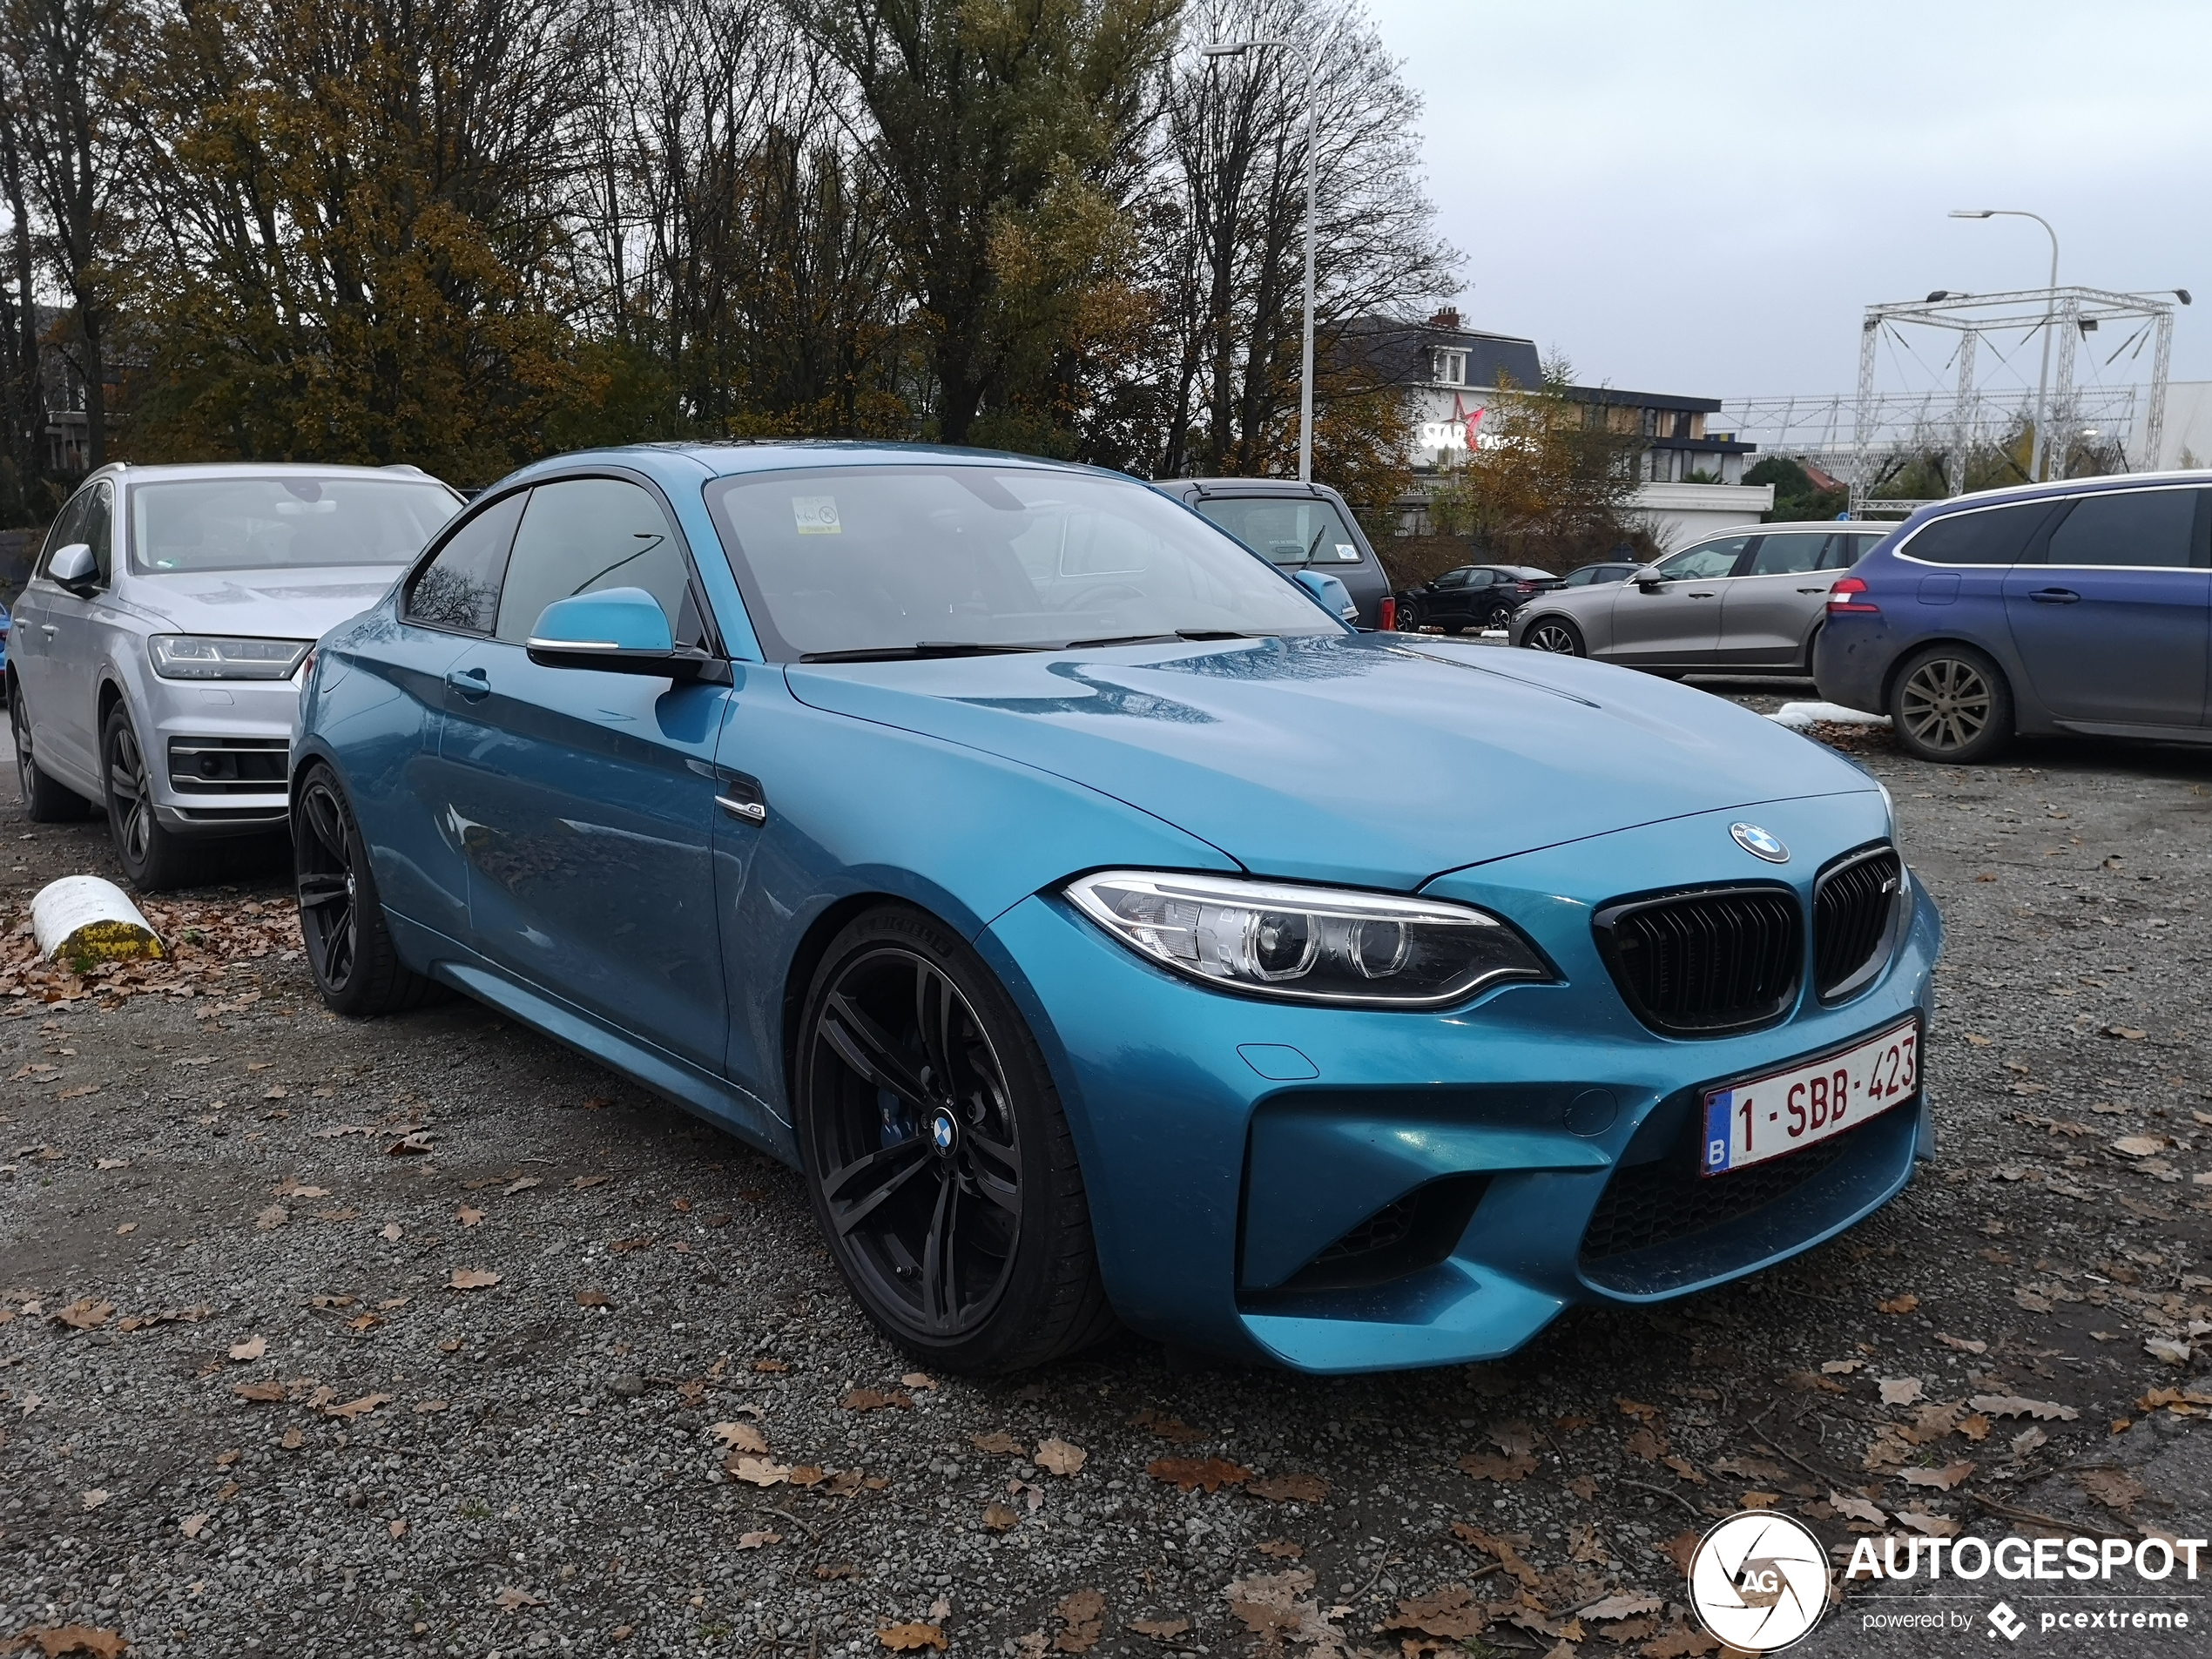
left=9, top=462, right=460, bottom=887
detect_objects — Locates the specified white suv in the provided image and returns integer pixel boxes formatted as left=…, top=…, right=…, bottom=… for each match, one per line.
left=9, top=462, right=460, bottom=887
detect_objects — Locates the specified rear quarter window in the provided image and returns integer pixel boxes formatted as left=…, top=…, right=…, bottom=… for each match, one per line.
left=1900, top=502, right=2059, bottom=565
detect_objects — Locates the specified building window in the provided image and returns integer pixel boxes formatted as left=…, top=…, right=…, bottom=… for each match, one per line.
left=1431, top=349, right=1466, bottom=385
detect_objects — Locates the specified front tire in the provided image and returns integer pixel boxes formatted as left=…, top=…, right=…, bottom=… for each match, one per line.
left=1522, top=617, right=1585, bottom=656
left=794, top=904, right=1114, bottom=1373
left=293, top=763, right=438, bottom=1015
left=1484, top=603, right=1514, bottom=631
left=10, top=678, right=92, bottom=821
left=1890, top=643, right=2013, bottom=764
left=102, top=703, right=209, bottom=888
left=1393, top=600, right=1423, bottom=632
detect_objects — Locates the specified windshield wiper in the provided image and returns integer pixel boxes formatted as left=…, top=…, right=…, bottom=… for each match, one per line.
left=798, top=642, right=1055, bottom=663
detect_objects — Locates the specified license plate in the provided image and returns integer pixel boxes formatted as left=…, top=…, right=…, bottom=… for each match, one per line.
left=1699, top=1017, right=1920, bottom=1177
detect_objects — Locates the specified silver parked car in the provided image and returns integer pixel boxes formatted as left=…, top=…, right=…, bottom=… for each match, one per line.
left=1507, top=522, right=1887, bottom=673
left=9, top=462, right=461, bottom=887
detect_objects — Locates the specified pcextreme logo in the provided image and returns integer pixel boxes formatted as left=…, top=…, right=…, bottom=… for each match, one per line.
left=1689, top=1512, right=1832, bottom=1652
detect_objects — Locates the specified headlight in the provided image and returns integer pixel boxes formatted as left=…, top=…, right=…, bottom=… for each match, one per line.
left=149, top=636, right=313, bottom=681
left=1065, top=870, right=1554, bottom=1006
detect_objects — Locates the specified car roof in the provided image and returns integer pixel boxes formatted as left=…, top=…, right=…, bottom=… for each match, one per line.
left=1870, top=467, right=2212, bottom=536
left=502, top=440, right=1146, bottom=490
left=82, top=461, right=454, bottom=489
left=1152, top=476, right=1347, bottom=499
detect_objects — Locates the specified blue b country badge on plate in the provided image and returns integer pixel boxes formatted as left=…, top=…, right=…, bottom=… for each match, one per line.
left=1703, top=1090, right=1736, bottom=1173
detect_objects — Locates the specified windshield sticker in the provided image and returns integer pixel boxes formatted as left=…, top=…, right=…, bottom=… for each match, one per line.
left=1335, top=543, right=1359, bottom=561
left=792, top=496, right=842, bottom=535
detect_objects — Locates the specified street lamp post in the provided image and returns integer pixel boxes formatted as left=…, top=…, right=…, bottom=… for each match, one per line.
left=1951, top=208, right=2060, bottom=482
left=1200, top=10, right=1345, bottom=483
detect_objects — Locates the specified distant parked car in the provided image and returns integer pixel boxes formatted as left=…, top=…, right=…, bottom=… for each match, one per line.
left=1394, top=564, right=1561, bottom=634
left=9, top=462, right=462, bottom=887
left=1815, top=470, right=2212, bottom=763
left=1559, top=562, right=1639, bottom=589
left=1150, top=478, right=1393, bottom=629
left=1510, top=523, right=1883, bottom=671
left=0, top=598, right=10, bottom=691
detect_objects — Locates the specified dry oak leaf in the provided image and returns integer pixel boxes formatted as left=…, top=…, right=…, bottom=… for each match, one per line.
left=1970, top=1394, right=2079, bottom=1421
left=570, top=1173, right=610, bottom=1189
left=1147, top=1455, right=1251, bottom=1494
left=1035, top=1438, right=1088, bottom=1477
left=388, top=1519, right=407, bottom=1539
left=1258, top=1539, right=1305, bottom=1560
left=280, top=1427, right=305, bottom=1450
left=1660, top=1531, right=1702, bottom=1577
left=900, top=1372, right=937, bottom=1391
left=2146, top=1337, right=2195, bottom=1366
left=11, top=1629, right=128, bottom=1659
left=457, top=1206, right=485, bottom=1228
left=1379, top=1582, right=1487, bottom=1640
left=736, top=1530, right=781, bottom=1549
left=1878, top=1377, right=1925, bottom=1406
left=1130, top=1407, right=1203, bottom=1444
left=1222, top=1568, right=1341, bottom=1648
left=1898, top=1461, right=1975, bottom=1491
left=502, top=1176, right=541, bottom=1196
left=414, top=1400, right=448, bottom=1414
left=751, top=1358, right=791, bottom=1372
left=379, top=1223, right=401, bottom=1243
left=1248, top=1472, right=1330, bottom=1504
left=1876, top=1293, right=1919, bottom=1314
left=227, top=1335, right=266, bottom=1362
left=815, top=1564, right=860, bottom=1581
left=2077, top=1467, right=2146, bottom=1511
left=1447, top=1523, right=1540, bottom=1587
left=982, top=1501, right=1021, bottom=1532
left=840, top=1387, right=913, bottom=1412
left=323, top=1393, right=392, bottom=1421
left=80, top=1490, right=108, bottom=1510
left=970, top=1431, right=1025, bottom=1455
left=1661, top=1455, right=1707, bottom=1487
left=1935, top=1332, right=1988, bottom=1355
left=1638, top=1618, right=1722, bottom=1658
left=1623, top=1427, right=1666, bottom=1462
left=727, top=1457, right=790, bottom=1487
left=1565, top=1474, right=1599, bottom=1501
left=387, top=1130, right=435, bottom=1156
left=710, top=1422, right=769, bottom=1454
left=179, top=1512, right=210, bottom=1539
left=1614, top=1397, right=1662, bottom=1424
left=575, top=1289, right=616, bottom=1310
left=1578, top=1591, right=1662, bottom=1622
left=786, top=1465, right=827, bottom=1487
left=1129, top=1619, right=1190, bottom=1642
left=230, top=1380, right=286, bottom=1403
left=1826, top=1491, right=1886, bottom=1526
left=1055, top=1588, right=1107, bottom=1653
left=2011, top=1426, right=2050, bottom=1457
left=1955, top=1413, right=1992, bottom=1443
left=493, top=1586, right=546, bottom=1612
left=877, top=1625, right=948, bottom=1653
left=1457, top=1452, right=1537, bottom=1482
left=447, top=1269, right=502, bottom=1291
left=51, top=1298, right=115, bottom=1331
left=1896, top=1510, right=1961, bottom=1537
left=1820, top=1359, right=1865, bottom=1375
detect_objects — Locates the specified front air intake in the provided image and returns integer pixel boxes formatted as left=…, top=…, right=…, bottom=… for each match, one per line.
left=1594, top=885, right=1802, bottom=1036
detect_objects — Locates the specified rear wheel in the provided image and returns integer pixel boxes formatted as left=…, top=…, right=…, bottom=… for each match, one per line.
left=102, top=703, right=210, bottom=889
left=1523, top=617, right=1585, bottom=656
left=1484, top=603, right=1514, bottom=631
left=10, top=678, right=91, bottom=821
left=293, top=763, right=438, bottom=1015
left=1890, top=643, right=2013, bottom=764
left=795, top=904, right=1114, bottom=1373
left=1393, top=600, right=1423, bottom=632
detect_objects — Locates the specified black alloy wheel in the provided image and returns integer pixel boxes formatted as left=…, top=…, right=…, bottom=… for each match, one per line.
left=293, top=764, right=436, bottom=1015
left=101, top=703, right=206, bottom=889
left=1523, top=617, right=1584, bottom=656
left=1393, top=600, right=1423, bottom=632
left=1890, top=644, right=2013, bottom=764
left=10, top=680, right=90, bottom=821
left=1484, top=603, right=1514, bottom=631
left=796, top=906, right=1113, bottom=1372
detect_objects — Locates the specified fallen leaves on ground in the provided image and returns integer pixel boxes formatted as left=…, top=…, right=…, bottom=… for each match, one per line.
left=1578, top=1591, right=1661, bottom=1623
left=982, top=1501, right=1021, bottom=1532
left=900, top=1372, right=936, bottom=1391
left=456, top=1206, right=484, bottom=1228
left=388, top=1130, right=435, bottom=1156
left=575, top=1289, right=616, bottom=1309
left=1638, top=1618, right=1722, bottom=1657
left=493, top=1586, right=545, bottom=1612
left=322, top=1393, right=391, bottom=1421
left=447, top=1269, right=502, bottom=1291
left=1379, top=1583, right=1487, bottom=1640
left=710, top=1422, right=768, bottom=1454
left=1971, top=1394, right=2079, bottom=1421
left=2146, top=1337, right=2194, bottom=1366
left=736, top=1530, right=781, bottom=1549
left=1877, top=1293, right=1919, bottom=1315
left=1223, top=1568, right=1343, bottom=1650
left=840, top=1387, right=913, bottom=1412
left=1248, top=1472, right=1329, bottom=1503
left=1128, top=1618, right=1189, bottom=1642
left=2011, top=1426, right=2049, bottom=1456
left=79, top=1490, right=107, bottom=1510
left=1129, top=1407, right=1202, bottom=1444
left=1457, top=1451, right=1536, bottom=1482
left=877, top=1625, right=947, bottom=1652
left=726, top=1457, right=791, bottom=1487
left=1257, top=1539, right=1305, bottom=1559
left=1896, top=1510, right=1960, bottom=1537
left=1054, top=1588, right=1106, bottom=1653
left=10, top=1628, right=129, bottom=1658
left=226, top=1335, right=266, bottom=1362
left=1898, top=1461, right=1974, bottom=1490
left=2077, top=1467, right=2146, bottom=1511
left=1447, top=1524, right=1539, bottom=1587
left=1147, top=1455, right=1251, bottom=1493
left=1935, top=1332, right=1987, bottom=1354
left=1035, top=1438, right=1087, bottom=1477
left=179, top=1513, right=209, bottom=1538
left=1878, top=1377, right=1925, bottom=1406
left=51, top=1299, right=115, bottom=1331
left=229, top=1380, right=285, bottom=1403
left=379, top=1223, right=401, bottom=1243
left=969, top=1431, right=1023, bottom=1455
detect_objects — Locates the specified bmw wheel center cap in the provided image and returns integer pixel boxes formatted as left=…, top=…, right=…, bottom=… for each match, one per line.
left=1730, top=822, right=1789, bottom=864
left=929, top=1109, right=959, bottom=1154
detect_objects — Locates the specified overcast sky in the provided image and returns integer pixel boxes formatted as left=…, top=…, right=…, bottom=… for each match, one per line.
left=1363, top=0, right=2212, bottom=405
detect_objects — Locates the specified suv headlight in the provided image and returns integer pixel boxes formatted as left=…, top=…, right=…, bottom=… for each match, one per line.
left=1065, top=870, right=1554, bottom=1006
left=149, top=636, right=313, bottom=681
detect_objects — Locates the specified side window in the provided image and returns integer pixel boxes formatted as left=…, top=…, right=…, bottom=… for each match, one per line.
left=1561, top=567, right=1593, bottom=586
left=1902, top=502, right=2056, bottom=565
left=408, top=491, right=527, bottom=634
left=1745, top=533, right=1824, bottom=577
left=81, top=483, right=113, bottom=583
left=2044, top=489, right=2199, bottom=569
left=1658, top=536, right=1751, bottom=580
left=493, top=478, right=698, bottom=647
left=35, top=491, right=90, bottom=578
left=1433, top=569, right=1468, bottom=590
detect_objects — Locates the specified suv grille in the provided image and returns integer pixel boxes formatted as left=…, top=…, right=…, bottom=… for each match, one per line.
left=167, top=736, right=288, bottom=794
left=1580, top=1114, right=1866, bottom=1264
left=1815, top=845, right=1901, bottom=1001
left=1595, top=886, right=1801, bottom=1036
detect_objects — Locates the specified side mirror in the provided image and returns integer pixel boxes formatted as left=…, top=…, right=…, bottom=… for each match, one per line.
left=48, top=543, right=98, bottom=593
left=1629, top=564, right=1665, bottom=590
left=1293, top=569, right=1359, bottom=625
left=526, top=587, right=706, bottom=679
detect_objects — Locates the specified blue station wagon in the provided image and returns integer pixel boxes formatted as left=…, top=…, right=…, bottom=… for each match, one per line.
left=293, top=442, right=1942, bottom=1374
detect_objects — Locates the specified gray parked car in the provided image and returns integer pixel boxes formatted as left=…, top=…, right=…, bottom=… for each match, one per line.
left=1150, top=477, right=1393, bottom=629
left=1507, top=523, right=1886, bottom=673
left=10, top=462, right=461, bottom=887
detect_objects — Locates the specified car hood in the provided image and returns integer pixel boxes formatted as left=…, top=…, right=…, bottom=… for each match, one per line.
left=785, top=636, right=1878, bottom=889
left=125, top=567, right=404, bottom=640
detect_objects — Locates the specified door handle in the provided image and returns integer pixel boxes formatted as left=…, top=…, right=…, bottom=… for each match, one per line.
left=39, top=624, right=57, bottom=636
left=716, top=795, right=765, bottom=824
left=445, top=666, right=490, bottom=699
left=1796, top=586, right=1831, bottom=593
left=2029, top=588, right=2080, bottom=604
left=1687, top=590, right=1716, bottom=598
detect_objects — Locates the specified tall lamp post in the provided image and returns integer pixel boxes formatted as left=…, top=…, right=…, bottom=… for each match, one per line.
left=1951, top=208, right=2059, bottom=482
left=1201, top=10, right=1345, bottom=483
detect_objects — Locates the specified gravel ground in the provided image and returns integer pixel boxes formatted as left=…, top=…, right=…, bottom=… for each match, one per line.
left=3, top=686, right=2209, bottom=1659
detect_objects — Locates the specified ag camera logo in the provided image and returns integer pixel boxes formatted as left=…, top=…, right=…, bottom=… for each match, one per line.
left=1689, top=1512, right=1831, bottom=1652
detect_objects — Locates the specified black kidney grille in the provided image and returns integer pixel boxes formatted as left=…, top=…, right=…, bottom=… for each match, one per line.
left=1815, top=846, right=1901, bottom=1000
left=1596, top=887, right=1801, bottom=1035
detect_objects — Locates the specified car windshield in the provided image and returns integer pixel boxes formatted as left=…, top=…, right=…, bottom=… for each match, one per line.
left=704, top=465, right=1339, bottom=659
left=1190, top=495, right=1364, bottom=567
left=131, top=476, right=459, bottom=574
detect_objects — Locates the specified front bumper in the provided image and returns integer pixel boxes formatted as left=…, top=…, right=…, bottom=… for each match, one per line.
left=981, top=791, right=1940, bottom=1374
left=142, top=675, right=299, bottom=835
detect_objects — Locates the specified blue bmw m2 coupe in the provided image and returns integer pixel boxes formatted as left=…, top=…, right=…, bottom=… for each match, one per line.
left=292, top=443, right=1941, bottom=1374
